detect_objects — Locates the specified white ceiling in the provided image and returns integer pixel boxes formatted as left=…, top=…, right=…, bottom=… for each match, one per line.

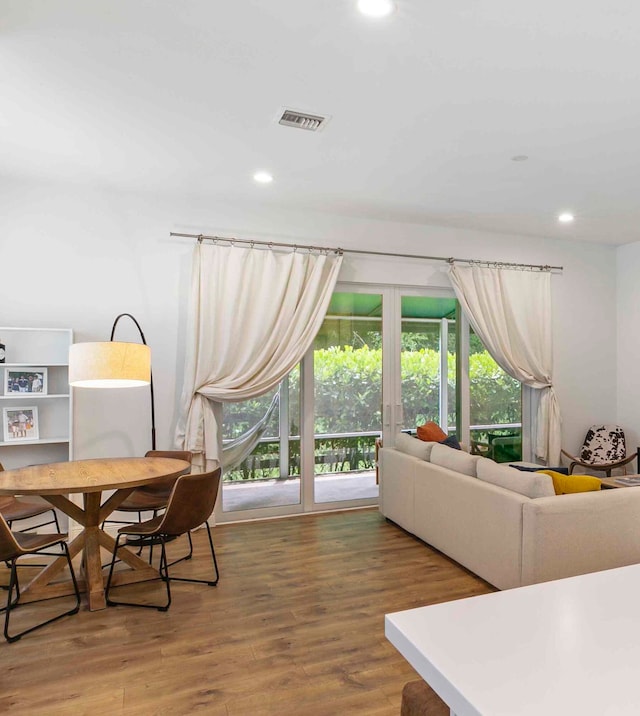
left=3, top=0, right=640, bottom=245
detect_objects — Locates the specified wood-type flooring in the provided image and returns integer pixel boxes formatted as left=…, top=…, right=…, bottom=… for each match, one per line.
left=0, top=508, right=493, bottom=715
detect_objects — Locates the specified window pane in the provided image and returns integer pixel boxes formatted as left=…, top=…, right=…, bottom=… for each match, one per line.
left=469, top=330, right=522, bottom=462
left=221, top=366, right=301, bottom=511
left=400, top=296, right=457, bottom=433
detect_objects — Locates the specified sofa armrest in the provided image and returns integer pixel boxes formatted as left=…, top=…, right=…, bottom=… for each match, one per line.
left=379, top=448, right=419, bottom=534
left=522, top=489, right=640, bottom=585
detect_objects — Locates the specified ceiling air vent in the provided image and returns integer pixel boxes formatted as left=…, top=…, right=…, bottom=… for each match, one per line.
left=278, top=109, right=329, bottom=132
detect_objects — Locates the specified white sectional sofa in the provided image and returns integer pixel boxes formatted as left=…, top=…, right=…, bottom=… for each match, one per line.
left=379, top=434, right=640, bottom=589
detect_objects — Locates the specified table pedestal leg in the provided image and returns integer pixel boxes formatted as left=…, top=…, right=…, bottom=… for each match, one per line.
left=82, top=492, right=107, bottom=611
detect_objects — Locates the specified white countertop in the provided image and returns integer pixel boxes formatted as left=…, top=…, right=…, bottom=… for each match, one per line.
left=386, top=563, right=640, bottom=715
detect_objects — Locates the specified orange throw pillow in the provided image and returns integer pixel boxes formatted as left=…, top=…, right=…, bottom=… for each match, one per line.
left=416, top=421, right=448, bottom=442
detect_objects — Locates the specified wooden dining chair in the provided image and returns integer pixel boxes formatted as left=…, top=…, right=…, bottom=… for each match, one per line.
left=105, top=468, right=221, bottom=612
left=101, top=450, right=193, bottom=563
left=0, top=462, right=61, bottom=535
left=104, top=450, right=193, bottom=520
left=0, top=512, right=80, bottom=642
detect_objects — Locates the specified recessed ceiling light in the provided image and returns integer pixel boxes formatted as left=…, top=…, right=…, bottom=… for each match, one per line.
left=253, top=171, right=273, bottom=184
left=357, top=0, right=395, bottom=18
left=558, top=212, right=574, bottom=224
left=511, top=155, right=528, bottom=162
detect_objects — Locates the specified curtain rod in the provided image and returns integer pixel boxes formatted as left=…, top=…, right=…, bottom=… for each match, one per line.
left=169, top=232, right=563, bottom=272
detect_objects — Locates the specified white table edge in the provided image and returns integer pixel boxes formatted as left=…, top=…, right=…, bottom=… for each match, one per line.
left=385, top=614, right=480, bottom=716
left=385, top=563, right=640, bottom=716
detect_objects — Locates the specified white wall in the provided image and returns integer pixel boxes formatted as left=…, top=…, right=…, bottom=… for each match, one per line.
left=0, top=176, right=618, bottom=461
left=617, top=243, right=640, bottom=453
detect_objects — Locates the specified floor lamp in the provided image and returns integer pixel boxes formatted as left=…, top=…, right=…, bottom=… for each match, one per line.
left=69, top=313, right=156, bottom=450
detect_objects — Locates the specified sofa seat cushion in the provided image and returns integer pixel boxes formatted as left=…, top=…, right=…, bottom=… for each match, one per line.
left=430, top=443, right=480, bottom=477
left=476, top=457, right=555, bottom=498
left=538, top=470, right=602, bottom=495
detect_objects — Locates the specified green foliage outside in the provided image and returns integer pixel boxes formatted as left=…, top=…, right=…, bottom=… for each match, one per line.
left=313, top=346, right=381, bottom=433
left=224, top=344, right=521, bottom=481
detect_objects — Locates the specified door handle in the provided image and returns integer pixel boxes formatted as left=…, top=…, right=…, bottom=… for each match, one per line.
left=395, top=403, right=403, bottom=427
left=383, top=404, right=390, bottom=427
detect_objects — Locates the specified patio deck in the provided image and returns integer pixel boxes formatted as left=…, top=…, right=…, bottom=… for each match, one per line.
left=222, top=470, right=378, bottom=512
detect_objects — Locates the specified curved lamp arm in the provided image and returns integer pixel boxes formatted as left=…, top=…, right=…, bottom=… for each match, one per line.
left=110, top=313, right=156, bottom=451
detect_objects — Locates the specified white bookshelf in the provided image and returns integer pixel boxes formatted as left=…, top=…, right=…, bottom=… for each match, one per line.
left=0, top=327, right=73, bottom=470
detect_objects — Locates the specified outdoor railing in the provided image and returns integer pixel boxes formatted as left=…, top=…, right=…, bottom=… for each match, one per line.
left=223, top=424, right=522, bottom=481
left=223, top=431, right=379, bottom=482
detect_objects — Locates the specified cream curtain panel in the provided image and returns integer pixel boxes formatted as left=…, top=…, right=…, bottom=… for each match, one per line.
left=176, top=242, right=343, bottom=470
left=448, top=263, right=561, bottom=464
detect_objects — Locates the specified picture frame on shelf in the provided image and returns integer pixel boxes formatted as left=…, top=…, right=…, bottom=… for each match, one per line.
left=3, top=406, right=39, bottom=442
left=4, top=367, right=48, bottom=396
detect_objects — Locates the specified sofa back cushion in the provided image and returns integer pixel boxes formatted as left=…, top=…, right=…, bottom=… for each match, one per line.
left=476, top=457, right=555, bottom=499
left=430, top=443, right=480, bottom=477
left=394, top=432, right=436, bottom=461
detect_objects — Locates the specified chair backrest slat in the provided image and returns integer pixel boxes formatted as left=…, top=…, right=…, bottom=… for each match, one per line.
left=0, top=512, right=20, bottom=562
left=0, top=462, right=20, bottom=561
left=144, top=450, right=193, bottom=464
left=156, top=468, right=221, bottom=536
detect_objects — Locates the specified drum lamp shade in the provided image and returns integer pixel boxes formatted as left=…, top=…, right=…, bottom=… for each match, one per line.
left=69, top=342, right=151, bottom=388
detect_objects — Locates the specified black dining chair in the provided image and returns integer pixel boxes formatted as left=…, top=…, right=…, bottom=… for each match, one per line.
left=105, top=468, right=221, bottom=611
left=0, top=513, right=80, bottom=642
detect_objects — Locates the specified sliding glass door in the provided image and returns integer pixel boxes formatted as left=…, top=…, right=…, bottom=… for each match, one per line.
left=216, top=282, right=524, bottom=523
left=218, top=286, right=385, bottom=521
left=312, top=290, right=382, bottom=506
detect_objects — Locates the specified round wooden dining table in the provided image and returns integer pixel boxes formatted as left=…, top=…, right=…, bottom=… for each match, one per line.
left=0, top=456, right=191, bottom=611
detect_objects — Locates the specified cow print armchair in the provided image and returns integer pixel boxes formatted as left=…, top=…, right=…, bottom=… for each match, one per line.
left=561, top=425, right=638, bottom=476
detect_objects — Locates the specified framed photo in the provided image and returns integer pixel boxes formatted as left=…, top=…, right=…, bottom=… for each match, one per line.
left=4, top=367, right=47, bottom=396
left=3, top=406, right=39, bottom=442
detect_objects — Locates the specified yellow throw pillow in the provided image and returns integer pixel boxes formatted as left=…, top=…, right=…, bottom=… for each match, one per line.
left=538, top=470, right=601, bottom=495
